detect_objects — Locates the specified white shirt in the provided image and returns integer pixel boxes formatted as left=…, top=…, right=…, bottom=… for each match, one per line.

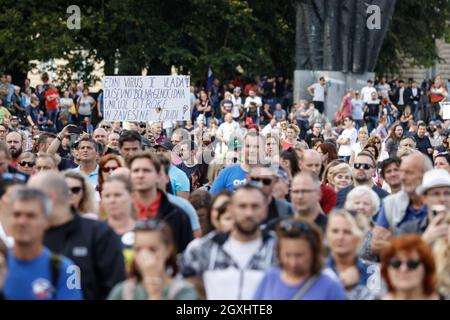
left=231, top=95, right=243, bottom=108
left=351, top=142, right=363, bottom=159
left=311, top=83, right=325, bottom=102
left=338, top=127, right=357, bottom=156
left=223, top=237, right=262, bottom=270
left=261, top=123, right=276, bottom=136
left=0, top=222, right=14, bottom=248
left=398, top=87, right=405, bottom=105
left=361, top=86, right=377, bottom=103
left=378, top=83, right=391, bottom=98
left=244, top=96, right=262, bottom=108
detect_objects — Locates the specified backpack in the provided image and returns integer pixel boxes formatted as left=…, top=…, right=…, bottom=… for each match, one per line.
left=49, top=252, right=62, bottom=295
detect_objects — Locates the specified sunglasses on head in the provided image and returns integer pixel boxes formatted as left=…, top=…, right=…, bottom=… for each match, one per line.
left=279, top=219, right=313, bottom=233
left=69, top=186, right=82, bottom=194
left=389, top=259, right=421, bottom=270
left=135, top=218, right=164, bottom=231
left=0, top=172, right=27, bottom=183
left=19, top=160, right=35, bottom=167
left=250, top=177, right=273, bottom=186
left=102, top=166, right=118, bottom=173
left=353, top=163, right=372, bottom=170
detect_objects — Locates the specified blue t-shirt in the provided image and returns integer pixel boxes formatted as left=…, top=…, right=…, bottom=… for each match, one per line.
left=375, top=204, right=428, bottom=229
left=210, top=164, right=248, bottom=195
left=169, top=165, right=190, bottom=195
left=167, top=193, right=200, bottom=231
left=253, top=267, right=347, bottom=300
left=4, top=247, right=83, bottom=300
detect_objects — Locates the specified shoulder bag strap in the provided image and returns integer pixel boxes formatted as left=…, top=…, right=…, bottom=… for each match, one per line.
left=291, top=275, right=319, bottom=300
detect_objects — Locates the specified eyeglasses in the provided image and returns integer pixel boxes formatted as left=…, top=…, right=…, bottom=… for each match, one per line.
left=279, top=219, right=313, bottom=233
left=69, top=186, right=82, bottom=194
left=353, top=163, right=373, bottom=170
left=250, top=177, right=273, bottom=186
left=102, top=166, right=118, bottom=173
left=389, top=259, right=421, bottom=270
left=19, top=160, right=35, bottom=167
left=291, top=188, right=319, bottom=195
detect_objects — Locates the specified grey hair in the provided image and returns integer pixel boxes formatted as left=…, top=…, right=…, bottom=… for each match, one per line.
left=293, top=171, right=321, bottom=190
left=422, top=153, right=434, bottom=172
left=30, top=171, right=70, bottom=205
left=344, top=185, right=380, bottom=216
left=10, top=187, right=52, bottom=218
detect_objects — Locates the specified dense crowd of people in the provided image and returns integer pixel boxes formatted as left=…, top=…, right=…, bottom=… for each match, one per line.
left=0, top=71, right=450, bottom=300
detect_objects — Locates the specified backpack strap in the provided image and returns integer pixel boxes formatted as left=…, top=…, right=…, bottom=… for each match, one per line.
left=50, top=253, right=62, bottom=295
left=291, top=276, right=319, bottom=300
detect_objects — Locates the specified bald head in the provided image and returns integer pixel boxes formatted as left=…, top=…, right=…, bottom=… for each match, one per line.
left=403, top=152, right=433, bottom=174
left=93, top=128, right=108, bottom=145
left=300, top=149, right=322, bottom=177
left=6, top=131, right=23, bottom=159
left=28, top=171, right=69, bottom=205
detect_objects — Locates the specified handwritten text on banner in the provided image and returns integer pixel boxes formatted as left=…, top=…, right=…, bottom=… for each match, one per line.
left=103, top=76, right=191, bottom=122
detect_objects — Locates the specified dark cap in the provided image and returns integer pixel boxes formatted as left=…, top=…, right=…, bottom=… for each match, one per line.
left=440, top=130, right=449, bottom=137
left=153, top=140, right=174, bottom=151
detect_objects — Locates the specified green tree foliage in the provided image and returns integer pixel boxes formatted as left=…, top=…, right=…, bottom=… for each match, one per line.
left=376, top=0, right=450, bottom=75
left=0, top=0, right=448, bottom=87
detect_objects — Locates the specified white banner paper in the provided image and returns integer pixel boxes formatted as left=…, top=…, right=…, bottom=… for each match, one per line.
left=103, top=75, right=190, bottom=122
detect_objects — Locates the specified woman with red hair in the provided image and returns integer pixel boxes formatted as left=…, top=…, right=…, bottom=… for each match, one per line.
left=380, top=235, right=439, bottom=300
left=98, top=154, right=124, bottom=195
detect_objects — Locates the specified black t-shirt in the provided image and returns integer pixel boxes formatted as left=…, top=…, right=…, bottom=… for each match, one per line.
left=262, top=82, right=275, bottom=100
left=414, top=134, right=433, bottom=157
left=220, top=100, right=233, bottom=114
left=314, top=214, right=328, bottom=234
left=366, top=102, right=380, bottom=117
left=305, top=133, right=323, bottom=148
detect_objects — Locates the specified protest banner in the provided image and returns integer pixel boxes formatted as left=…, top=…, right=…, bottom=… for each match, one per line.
left=103, top=75, right=191, bottom=122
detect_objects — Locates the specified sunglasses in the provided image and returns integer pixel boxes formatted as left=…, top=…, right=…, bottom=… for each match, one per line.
left=389, top=259, right=421, bottom=270
left=69, top=186, right=82, bottom=194
left=353, top=163, right=372, bottom=170
left=101, top=125, right=111, bottom=129
left=19, top=160, right=35, bottom=167
left=279, top=219, right=313, bottom=233
left=139, top=124, right=147, bottom=128
left=250, top=177, right=273, bottom=186
left=135, top=218, right=164, bottom=231
left=102, top=166, right=118, bottom=173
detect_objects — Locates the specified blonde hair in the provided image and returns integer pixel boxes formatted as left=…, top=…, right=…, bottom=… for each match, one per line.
left=327, top=209, right=368, bottom=252
left=63, top=171, right=98, bottom=214
left=433, top=238, right=450, bottom=297
left=327, top=163, right=352, bottom=187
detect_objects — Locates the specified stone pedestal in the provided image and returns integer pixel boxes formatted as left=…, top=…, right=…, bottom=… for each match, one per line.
left=294, top=70, right=375, bottom=121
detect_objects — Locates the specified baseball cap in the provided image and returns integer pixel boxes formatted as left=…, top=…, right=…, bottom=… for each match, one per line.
left=440, top=130, right=449, bottom=137
left=10, top=116, right=19, bottom=121
left=153, top=140, right=174, bottom=151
